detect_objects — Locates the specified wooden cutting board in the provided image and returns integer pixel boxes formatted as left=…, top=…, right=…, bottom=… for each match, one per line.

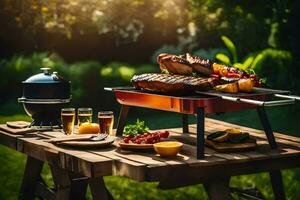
left=57, top=136, right=115, bottom=147
left=205, top=138, right=257, bottom=152
left=118, top=141, right=154, bottom=150
left=6, top=121, right=31, bottom=129
left=0, top=124, right=36, bottom=135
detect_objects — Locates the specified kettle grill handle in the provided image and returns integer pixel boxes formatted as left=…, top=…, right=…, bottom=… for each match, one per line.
left=40, top=67, right=51, bottom=75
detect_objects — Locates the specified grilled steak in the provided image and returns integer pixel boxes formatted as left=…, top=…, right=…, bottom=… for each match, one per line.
left=186, top=53, right=213, bottom=75
left=131, top=73, right=220, bottom=92
left=157, top=53, right=193, bottom=75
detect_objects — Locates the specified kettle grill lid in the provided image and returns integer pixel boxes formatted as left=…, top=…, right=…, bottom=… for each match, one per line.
left=23, top=68, right=68, bottom=84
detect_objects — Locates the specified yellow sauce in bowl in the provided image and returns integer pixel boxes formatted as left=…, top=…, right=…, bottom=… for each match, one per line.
left=153, top=141, right=183, bottom=157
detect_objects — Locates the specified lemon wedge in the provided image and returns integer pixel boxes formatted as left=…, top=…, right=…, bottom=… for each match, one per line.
left=212, top=132, right=229, bottom=142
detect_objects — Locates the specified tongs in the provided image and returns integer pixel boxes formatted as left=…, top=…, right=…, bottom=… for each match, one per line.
left=45, top=134, right=108, bottom=143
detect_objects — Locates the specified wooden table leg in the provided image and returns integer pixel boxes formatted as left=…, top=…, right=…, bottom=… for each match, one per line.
left=51, top=166, right=89, bottom=200
left=69, top=176, right=89, bottom=200
left=269, top=170, right=286, bottom=200
left=51, top=166, right=72, bottom=200
left=18, top=156, right=44, bottom=200
left=204, top=177, right=231, bottom=200
left=89, top=177, right=113, bottom=200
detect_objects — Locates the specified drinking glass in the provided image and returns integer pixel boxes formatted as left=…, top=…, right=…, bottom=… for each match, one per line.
left=61, top=108, right=75, bottom=135
left=78, top=108, right=93, bottom=125
left=98, top=111, right=114, bottom=135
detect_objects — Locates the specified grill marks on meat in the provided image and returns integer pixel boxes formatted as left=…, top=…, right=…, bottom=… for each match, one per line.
left=132, top=73, right=220, bottom=92
left=186, top=53, right=213, bottom=75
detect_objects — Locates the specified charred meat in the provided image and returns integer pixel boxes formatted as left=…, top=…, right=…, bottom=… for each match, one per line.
left=186, top=53, right=213, bottom=75
left=131, top=73, right=220, bottom=92
left=157, top=53, right=193, bottom=75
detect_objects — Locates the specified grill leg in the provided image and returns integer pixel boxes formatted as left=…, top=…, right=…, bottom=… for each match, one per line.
left=116, top=105, right=130, bottom=136
left=257, top=107, right=286, bottom=199
left=269, top=170, right=286, bottom=200
left=196, top=107, right=205, bottom=159
left=257, top=107, right=277, bottom=149
left=182, top=114, right=189, bottom=133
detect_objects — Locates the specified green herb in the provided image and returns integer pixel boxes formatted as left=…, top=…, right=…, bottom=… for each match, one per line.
left=123, top=119, right=149, bottom=137
left=161, top=69, right=169, bottom=74
left=245, top=68, right=256, bottom=75
left=192, top=72, right=199, bottom=77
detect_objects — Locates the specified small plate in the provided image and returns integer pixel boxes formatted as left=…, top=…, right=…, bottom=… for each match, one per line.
left=58, top=136, right=115, bottom=147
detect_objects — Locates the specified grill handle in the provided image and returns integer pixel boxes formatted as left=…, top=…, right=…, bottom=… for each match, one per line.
left=221, top=96, right=295, bottom=107
left=274, top=94, right=300, bottom=101
left=104, top=87, right=135, bottom=92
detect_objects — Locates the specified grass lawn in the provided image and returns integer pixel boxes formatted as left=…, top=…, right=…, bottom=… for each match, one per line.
left=1, top=104, right=300, bottom=199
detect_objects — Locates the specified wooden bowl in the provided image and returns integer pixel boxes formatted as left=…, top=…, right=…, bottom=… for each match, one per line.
left=153, top=141, right=183, bottom=157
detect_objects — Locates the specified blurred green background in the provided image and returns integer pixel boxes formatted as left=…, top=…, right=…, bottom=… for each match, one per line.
left=0, top=0, right=300, bottom=199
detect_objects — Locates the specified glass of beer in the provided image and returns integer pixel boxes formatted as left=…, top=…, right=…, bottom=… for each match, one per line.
left=98, top=111, right=114, bottom=135
left=61, top=108, right=75, bottom=135
left=78, top=108, right=93, bottom=125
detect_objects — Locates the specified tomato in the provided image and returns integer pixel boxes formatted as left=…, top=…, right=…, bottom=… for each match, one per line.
left=123, top=137, right=131, bottom=143
left=124, top=130, right=170, bottom=144
left=159, top=131, right=169, bottom=138
left=135, top=139, right=141, bottom=144
left=145, top=137, right=153, bottom=144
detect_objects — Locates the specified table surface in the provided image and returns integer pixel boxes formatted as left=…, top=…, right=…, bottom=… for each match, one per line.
left=1, top=118, right=300, bottom=189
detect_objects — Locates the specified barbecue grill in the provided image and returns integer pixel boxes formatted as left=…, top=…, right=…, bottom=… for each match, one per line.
left=106, top=86, right=300, bottom=159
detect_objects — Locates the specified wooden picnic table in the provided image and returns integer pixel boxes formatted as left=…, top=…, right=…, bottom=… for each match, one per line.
left=1, top=118, right=300, bottom=200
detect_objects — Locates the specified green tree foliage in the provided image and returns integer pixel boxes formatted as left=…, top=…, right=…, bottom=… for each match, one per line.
left=0, top=0, right=188, bottom=44
left=215, top=35, right=263, bottom=71
left=251, top=49, right=294, bottom=90
left=0, top=52, right=157, bottom=109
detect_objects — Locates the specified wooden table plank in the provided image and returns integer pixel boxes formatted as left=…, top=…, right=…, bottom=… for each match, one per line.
left=18, top=137, right=113, bottom=177
left=0, top=130, right=37, bottom=150
left=1, top=118, right=300, bottom=188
